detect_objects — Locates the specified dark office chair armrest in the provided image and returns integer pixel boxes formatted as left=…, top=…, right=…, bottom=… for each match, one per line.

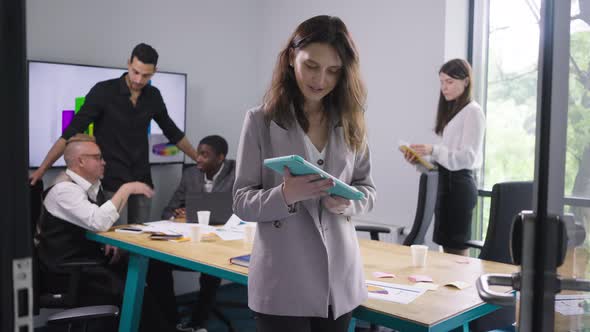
left=465, top=239, right=484, bottom=250
left=355, top=225, right=391, bottom=241
left=58, top=258, right=106, bottom=269
left=46, top=305, right=119, bottom=325
left=47, top=258, right=107, bottom=307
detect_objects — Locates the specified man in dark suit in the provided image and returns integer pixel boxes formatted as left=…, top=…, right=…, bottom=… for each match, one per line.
left=162, top=135, right=235, bottom=221
left=163, top=135, right=235, bottom=332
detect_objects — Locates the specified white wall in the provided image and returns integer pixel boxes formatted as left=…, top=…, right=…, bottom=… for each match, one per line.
left=444, top=0, right=470, bottom=61
left=27, top=0, right=464, bottom=233
left=257, top=0, right=447, bottom=229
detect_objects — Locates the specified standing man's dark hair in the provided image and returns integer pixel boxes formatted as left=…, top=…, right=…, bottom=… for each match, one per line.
left=131, top=43, right=159, bottom=66
left=199, top=135, right=228, bottom=157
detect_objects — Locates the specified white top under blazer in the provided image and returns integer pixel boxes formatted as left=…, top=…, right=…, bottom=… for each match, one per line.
left=431, top=101, right=485, bottom=171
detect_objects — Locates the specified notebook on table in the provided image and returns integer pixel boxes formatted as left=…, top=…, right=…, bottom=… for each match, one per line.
left=229, top=254, right=251, bottom=268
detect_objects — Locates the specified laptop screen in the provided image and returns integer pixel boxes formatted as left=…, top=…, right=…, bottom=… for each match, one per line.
left=185, top=192, right=233, bottom=225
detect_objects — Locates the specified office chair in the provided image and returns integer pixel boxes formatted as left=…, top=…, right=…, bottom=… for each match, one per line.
left=465, top=181, right=533, bottom=263
left=355, top=171, right=438, bottom=245
left=466, top=181, right=533, bottom=332
left=31, top=180, right=119, bottom=331
left=354, top=225, right=391, bottom=241
left=403, top=171, right=438, bottom=246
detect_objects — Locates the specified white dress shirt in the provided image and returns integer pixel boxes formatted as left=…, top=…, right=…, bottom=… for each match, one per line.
left=203, top=161, right=225, bottom=193
left=431, top=101, right=486, bottom=171
left=43, top=169, right=119, bottom=232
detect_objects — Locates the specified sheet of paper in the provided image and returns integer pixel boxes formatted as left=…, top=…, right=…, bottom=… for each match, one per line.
left=366, top=280, right=426, bottom=304
left=144, top=220, right=215, bottom=235
left=414, top=282, right=439, bottom=291
left=555, top=294, right=590, bottom=316
left=214, top=229, right=245, bottom=241
left=212, top=215, right=251, bottom=240
left=145, top=217, right=256, bottom=241
left=221, top=214, right=244, bottom=230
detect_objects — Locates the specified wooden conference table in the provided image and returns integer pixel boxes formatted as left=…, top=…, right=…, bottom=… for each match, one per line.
left=87, top=230, right=517, bottom=332
left=553, top=247, right=590, bottom=331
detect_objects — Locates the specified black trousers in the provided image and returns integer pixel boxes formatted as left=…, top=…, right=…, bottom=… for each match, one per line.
left=191, top=273, right=222, bottom=326
left=255, top=306, right=353, bottom=332
left=433, top=166, right=478, bottom=250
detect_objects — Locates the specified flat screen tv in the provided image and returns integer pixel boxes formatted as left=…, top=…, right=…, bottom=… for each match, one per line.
left=28, top=61, right=187, bottom=168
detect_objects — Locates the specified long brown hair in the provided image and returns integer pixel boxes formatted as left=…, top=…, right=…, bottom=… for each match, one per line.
left=434, top=59, right=473, bottom=135
left=263, top=15, right=367, bottom=152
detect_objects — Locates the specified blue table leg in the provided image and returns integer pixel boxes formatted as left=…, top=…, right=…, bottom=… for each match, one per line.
left=449, top=323, right=469, bottom=332
left=119, top=253, right=149, bottom=332
left=348, top=317, right=356, bottom=332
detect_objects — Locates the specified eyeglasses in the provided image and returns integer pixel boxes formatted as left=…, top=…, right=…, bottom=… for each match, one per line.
left=81, top=153, right=103, bottom=161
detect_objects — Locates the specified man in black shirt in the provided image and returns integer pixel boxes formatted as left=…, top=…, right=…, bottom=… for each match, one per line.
left=30, top=43, right=199, bottom=224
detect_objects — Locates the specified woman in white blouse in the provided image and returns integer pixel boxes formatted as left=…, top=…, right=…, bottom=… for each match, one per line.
left=403, top=59, right=485, bottom=256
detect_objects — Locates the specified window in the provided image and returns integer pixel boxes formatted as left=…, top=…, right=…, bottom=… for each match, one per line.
left=475, top=0, right=590, bottom=251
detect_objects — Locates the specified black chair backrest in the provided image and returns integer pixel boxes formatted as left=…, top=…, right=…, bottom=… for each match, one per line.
left=30, top=179, right=44, bottom=235
left=354, top=225, right=390, bottom=241
left=479, top=181, right=533, bottom=264
left=403, top=171, right=438, bottom=246
left=29, top=180, right=44, bottom=315
left=471, top=182, right=532, bottom=332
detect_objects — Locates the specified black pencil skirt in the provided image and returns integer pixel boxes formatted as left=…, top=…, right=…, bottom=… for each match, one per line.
left=433, top=166, right=477, bottom=250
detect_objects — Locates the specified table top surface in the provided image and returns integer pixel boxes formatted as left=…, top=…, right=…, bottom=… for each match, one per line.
left=554, top=246, right=590, bottom=331
left=90, top=230, right=519, bottom=328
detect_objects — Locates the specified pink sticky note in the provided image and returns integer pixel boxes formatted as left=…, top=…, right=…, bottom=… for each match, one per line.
left=373, top=271, right=396, bottom=278
left=408, top=274, right=433, bottom=283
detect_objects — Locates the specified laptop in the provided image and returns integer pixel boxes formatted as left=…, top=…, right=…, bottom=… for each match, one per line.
left=185, top=192, right=234, bottom=225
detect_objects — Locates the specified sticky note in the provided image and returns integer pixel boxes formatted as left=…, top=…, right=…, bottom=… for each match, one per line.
left=170, top=237, right=190, bottom=243
left=373, top=271, right=396, bottom=278
left=445, top=281, right=470, bottom=289
left=408, top=275, right=433, bottom=282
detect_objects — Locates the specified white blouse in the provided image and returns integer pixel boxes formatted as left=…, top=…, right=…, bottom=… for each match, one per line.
left=303, top=134, right=327, bottom=170
left=431, top=101, right=485, bottom=171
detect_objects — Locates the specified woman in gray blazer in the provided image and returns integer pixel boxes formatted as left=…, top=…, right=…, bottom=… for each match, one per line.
left=233, top=15, right=376, bottom=332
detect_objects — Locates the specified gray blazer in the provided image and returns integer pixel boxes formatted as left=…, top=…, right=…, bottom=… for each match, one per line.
left=162, top=160, right=236, bottom=219
left=233, top=107, right=376, bottom=318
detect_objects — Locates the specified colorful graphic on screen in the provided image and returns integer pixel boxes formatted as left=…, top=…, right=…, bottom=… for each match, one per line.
left=61, top=96, right=93, bottom=135
left=152, top=142, right=180, bottom=156
left=29, top=61, right=186, bottom=167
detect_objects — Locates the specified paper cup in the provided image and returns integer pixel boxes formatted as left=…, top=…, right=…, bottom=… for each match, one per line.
left=244, top=224, right=256, bottom=244
left=411, top=244, right=428, bottom=267
left=188, top=224, right=202, bottom=242
left=197, top=210, right=211, bottom=225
